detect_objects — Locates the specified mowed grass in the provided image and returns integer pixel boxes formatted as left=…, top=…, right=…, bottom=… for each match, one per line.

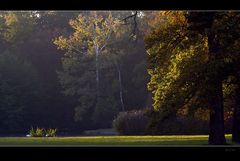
left=0, top=134, right=238, bottom=146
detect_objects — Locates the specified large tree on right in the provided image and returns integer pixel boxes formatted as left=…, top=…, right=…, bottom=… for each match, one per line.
left=145, top=11, right=240, bottom=145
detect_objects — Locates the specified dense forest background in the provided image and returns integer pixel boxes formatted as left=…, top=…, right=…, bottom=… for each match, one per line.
left=0, top=11, right=240, bottom=145
left=0, top=11, right=150, bottom=135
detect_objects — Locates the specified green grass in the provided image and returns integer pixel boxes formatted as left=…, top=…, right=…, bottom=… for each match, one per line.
left=0, top=134, right=238, bottom=146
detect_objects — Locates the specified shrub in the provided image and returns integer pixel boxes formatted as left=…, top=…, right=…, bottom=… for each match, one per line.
left=112, top=110, right=149, bottom=135
left=29, top=127, right=45, bottom=137
left=28, top=127, right=57, bottom=137
left=35, top=128, right=45, bottom=137
left=29, top=127, right=36, bottom=137
left=46, top=128, right=57, bottom=137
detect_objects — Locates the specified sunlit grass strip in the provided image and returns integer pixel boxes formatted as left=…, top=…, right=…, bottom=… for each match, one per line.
left=0, top=134, right=235, bottom=146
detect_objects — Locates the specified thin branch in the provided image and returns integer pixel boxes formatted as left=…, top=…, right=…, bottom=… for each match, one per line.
left=122, top=11, right=138, bottom=22
left=121, top=11, right=139, bottom=41
left=71, top=47, right=88, bottom=55
left=100, top=29, right=113, bottom=52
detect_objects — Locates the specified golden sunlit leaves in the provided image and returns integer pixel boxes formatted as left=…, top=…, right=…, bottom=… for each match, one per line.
left=53, top=36, right=68, bottom=50
left=54, top=12, right=122, bottom=58
left=144, top=11, right=188, bottom=35
left=0, top=12, right=35, bottom=43
left=4, top=13, right=18, bottom=26
left=145, top=11, right=209, bottom=113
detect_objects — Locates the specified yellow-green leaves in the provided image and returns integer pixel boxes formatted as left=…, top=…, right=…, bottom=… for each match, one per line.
left=53, top=36, right=68, bottom=50
left=54, top=12, right=121, bottom=57
left=0, top=12, right=35, bottom=43
left=145, top=11, right=208, bottom=112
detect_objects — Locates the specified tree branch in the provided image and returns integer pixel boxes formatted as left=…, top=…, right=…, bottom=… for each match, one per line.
left=122, top=11, right=138, bottom=23
left=121, top=11, right=139, bottom=41
left=100, top=29, right=113, bottom=52
left=72, top=47, right=88, bottom=55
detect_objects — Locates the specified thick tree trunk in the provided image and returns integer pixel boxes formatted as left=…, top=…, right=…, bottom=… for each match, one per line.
left=115, top=61, right=125, bottom=111
left=232, top=98, right=240, bottom=143
left=232, top=71, right=240, bottom=143
left=208, top=80, right=226, bottom=145
left=207, top=32, right=226, bottom=145
left=186, top=13, right=226, bottom=144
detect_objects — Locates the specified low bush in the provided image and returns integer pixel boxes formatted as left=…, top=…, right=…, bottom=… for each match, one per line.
left=29, top=127, right=45, bottom=137
left=35, top=128, right=45, bottom=137
left=29, top=127, right=36, bottom=137
left=28, top=127, right=57, bottom=137
left=46, top=128, right=57, bottom=137
left=113, top=110, right=149, bottom=135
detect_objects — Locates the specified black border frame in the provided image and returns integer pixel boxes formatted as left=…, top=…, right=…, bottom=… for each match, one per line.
left=1, top=0, right=240, bottom=10
left=0, top=0, right=240, bottom=160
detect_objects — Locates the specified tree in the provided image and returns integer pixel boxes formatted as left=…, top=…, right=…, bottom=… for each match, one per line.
left=187, top=12, right=226, bottom=145
left=54, top=11, right=150, bottom=128
left=186, top=12, right=240, bottom=144
left=218, top=13, right=240, bottom=143
left=145, top=11, right=240, bottom=144
left=54, top=12, right=122, bottom=127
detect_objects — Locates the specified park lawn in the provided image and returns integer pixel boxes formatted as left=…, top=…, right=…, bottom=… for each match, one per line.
left=0, top=134, right=238, bottom=146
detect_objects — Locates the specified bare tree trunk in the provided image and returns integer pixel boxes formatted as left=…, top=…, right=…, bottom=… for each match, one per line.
left=207, top=32, right=226, bottom=145
left=115, top=61, right=125, bottom=111
left=208, top=79, right=226, bottom=145
left=186, top=12, right=226, bottom=144
left=232, top=71, right=240, bottom=143
left=232, top=97, right=240, bottom=143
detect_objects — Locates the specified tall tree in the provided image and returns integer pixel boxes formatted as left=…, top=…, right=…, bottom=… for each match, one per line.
left=54, top=12, right=122, bottom=127
left=144, top=11, right=240, bottom=144
left=187, top=12, right=226, bottom=145
left=186, top=12, right=240, bottom=144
